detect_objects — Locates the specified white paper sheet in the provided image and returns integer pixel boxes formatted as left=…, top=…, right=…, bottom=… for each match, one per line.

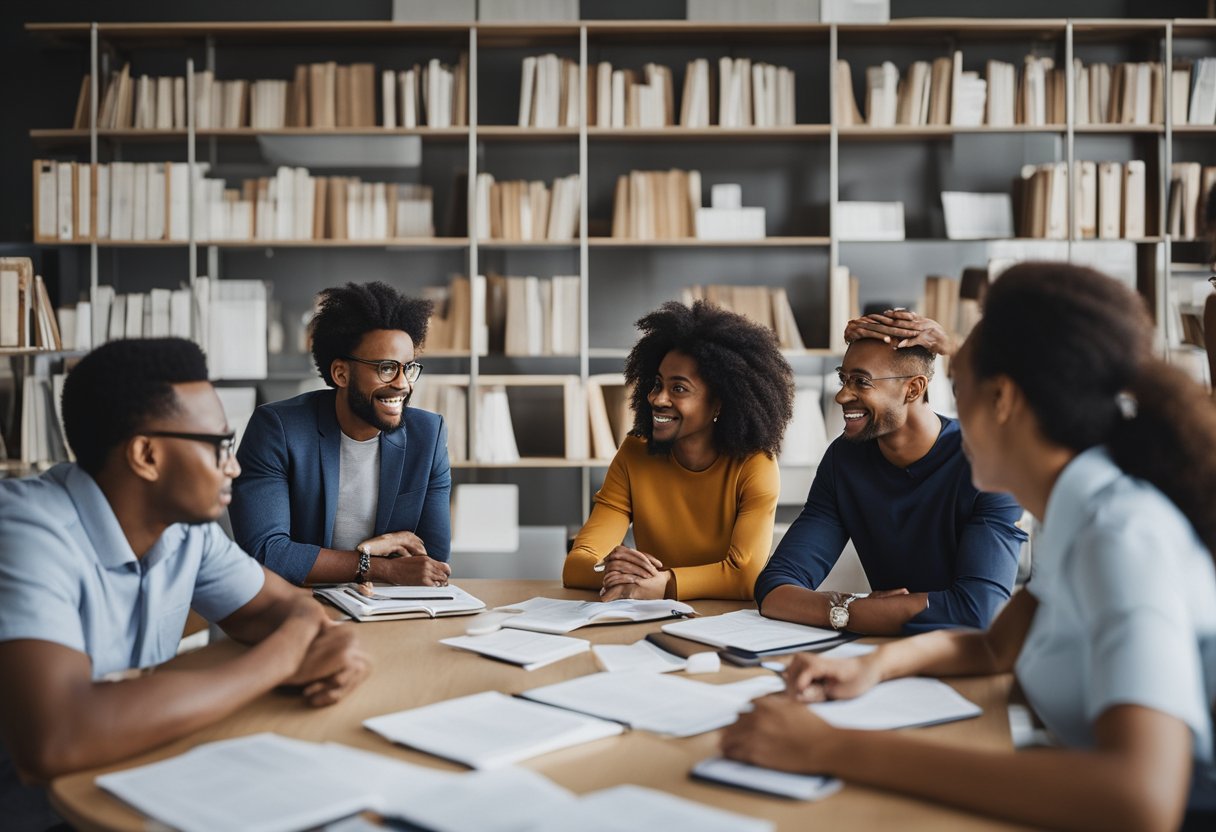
left=384, top=767, right=577, bottom=832
left=809, top=677, right=982, bottom=730
left=662, top=609, right=838, bottom=653
left=591, top=640, right=688, bottom=673
left=499, top=597, right=695, bottom=635
left=442, top=629, right=590, bottom=670
left=522, top=672, right=753, bottom=737
left=528, top=784, right=775, bottom=832
left=364, top=690, right=623, bottom=769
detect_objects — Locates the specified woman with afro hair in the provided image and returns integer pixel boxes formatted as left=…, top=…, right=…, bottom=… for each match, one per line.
left=563, top=300, right=794, bottom=601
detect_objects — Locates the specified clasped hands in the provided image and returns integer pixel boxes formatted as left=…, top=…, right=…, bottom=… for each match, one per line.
left=844, top=308, right=953, bottom=356
left=719, top=651, right=882, bottom=774
left=356, top=530, right=451, bottom=587
left=596, top=545, right=672, bottom=601
left=281, top=600, right=372, bottom=707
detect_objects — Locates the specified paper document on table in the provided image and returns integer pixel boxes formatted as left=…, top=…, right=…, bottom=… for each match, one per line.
left=819, top=641, right=878, bottom=659
left=364, top=690, right=623, bottom=769
left=528, top=784, right=774, bottom=832
left=95, top=733, right=416, bottom=832
left=383, top=766, right=576, bottom=832
left=809, top=677, right=982, bottom=730
left=441, top=629, right=590, bottom=670
left=592, top=639, right=688, bottom=673
left=521, top=671, right=754, bottom=737
left=662, top=609, right=838, bottom=653
left=691, top=757, right=843, bottom=802
left=498, top=597, right=695, bottom=634
left=315, top=583, right=485, bottom=621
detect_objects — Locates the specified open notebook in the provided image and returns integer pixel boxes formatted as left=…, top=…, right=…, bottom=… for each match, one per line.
left=314, top=584, right=485, bottom=621
left=496, top=597, right=695, bottom=635
left=440, top=629, right=591, bottom=671
left=662, top=609, right=841, bottom=655
left=692, top=757, right=843, bottom=801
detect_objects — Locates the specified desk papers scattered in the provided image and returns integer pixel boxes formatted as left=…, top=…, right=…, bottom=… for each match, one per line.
left=809, top=677, right=982, bottom=730
left=441, top=629, right=590, bottom=670
left=95, top=733, right=454, bottom=832
left=692, top=757, right=843, bottom=801
left=662, top=609, right=839, bottom=654
left=520, top=671, right=772, bottom=737
left=363, top=690, right=623, bottom=768
left=527, top=784, right=774, bottom=832
left=314, top=583, right=486, bottom=621
left=497, top=597, right=695, bottom=634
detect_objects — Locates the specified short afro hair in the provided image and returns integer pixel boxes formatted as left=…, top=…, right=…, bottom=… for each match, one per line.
left=62, top=338, right=209, bottom=475
left=892, top=345, right=935, bottom=402
left=625, top=300, right=795, bottom=459
left=310, top=282, right=432, bottom=387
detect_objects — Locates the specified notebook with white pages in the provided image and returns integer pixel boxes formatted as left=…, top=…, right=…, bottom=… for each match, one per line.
left=314, top=583, right=485, bottom=621
left=809, top=677, right=982, bottom=730
left=526, top=784, right=774, bottom=832
left=520, top=671, right=772, bottom=738
left=440, top=629, right=590, bottom=671
left=691, top=757, right=844, bottom=802
left=591, top=639, right=688, bottom=673
left=661, top=609, right=839, bottom=654
left=496, top=597, right=695, bottom=635
left=363, top=691, right=624, bottom=769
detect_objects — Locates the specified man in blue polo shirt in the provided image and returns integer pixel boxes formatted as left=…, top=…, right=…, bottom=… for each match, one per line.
left=0, top=339, right=371, bottom=832
left=756, top=312, right=1026, bottom=635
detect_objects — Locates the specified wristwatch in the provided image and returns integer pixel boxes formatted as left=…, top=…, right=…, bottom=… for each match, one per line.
left=355, top=545, right=372, bottom=583
left=828, top=592, right=859, bottom=631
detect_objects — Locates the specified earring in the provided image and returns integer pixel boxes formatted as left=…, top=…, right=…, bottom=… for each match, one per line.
left=713, top=414, right=719, bottom=423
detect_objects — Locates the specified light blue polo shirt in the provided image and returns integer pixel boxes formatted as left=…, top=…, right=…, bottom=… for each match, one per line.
left=1017, top=446, right=1216, bottom=808
left=0, top=463, right=265, bottom=831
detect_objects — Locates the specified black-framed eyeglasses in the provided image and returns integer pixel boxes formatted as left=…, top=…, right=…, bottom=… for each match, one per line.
left=343, top=356, right=424, bottom=384
left=144, top=431, right=237, bottom=468
left=835, top=367, right=917, bottom=392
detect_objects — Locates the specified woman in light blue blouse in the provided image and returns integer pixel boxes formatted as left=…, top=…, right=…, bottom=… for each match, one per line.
left=722, top=262, right=1216, bottom=832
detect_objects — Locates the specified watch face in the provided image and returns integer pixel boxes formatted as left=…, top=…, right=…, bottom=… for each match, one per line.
left=829, top=605, right=849, bottom=630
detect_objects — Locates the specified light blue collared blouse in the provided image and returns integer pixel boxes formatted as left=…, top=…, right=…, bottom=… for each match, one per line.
left=1017, top=446, right=1216, bottom=806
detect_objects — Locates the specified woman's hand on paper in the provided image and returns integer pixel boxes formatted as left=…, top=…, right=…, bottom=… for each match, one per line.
left=286, top=621, right=373, bottom=707
left=783, top=653, right=882, bottom=704
left=720, top=695, right=833, bottom=774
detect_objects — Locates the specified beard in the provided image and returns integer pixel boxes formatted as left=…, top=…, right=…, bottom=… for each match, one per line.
left=843, top=407, right=901, bottom=443
left=347, top=384, right=410, bottom=433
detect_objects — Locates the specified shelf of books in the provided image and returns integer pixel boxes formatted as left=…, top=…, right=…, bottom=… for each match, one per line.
left=15, top=16, right=1216, bottom=500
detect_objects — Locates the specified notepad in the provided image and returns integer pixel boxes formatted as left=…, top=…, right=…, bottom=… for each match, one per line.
left=692, top=757, right=843, bottom=801
left=527, top=784, right=775, bottom=832
left=662, top=609, right=839, bottom=654
left=314, top=583, right=486, bottom=621
left=96, top=733, right=452, bottom=832
left=497, top=597, right=695, bottom=635
left=521, top=671, right=762, bottom=737
left=592, top=639, right=689, bottom=673
left=363, top=690, right=624, bottom=769
left=441, top=629, right=590, bottom=671
left=809, top=677, right=982, bottom=730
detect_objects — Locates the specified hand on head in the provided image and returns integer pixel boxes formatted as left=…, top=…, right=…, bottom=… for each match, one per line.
left=845, top=310, right=953, bottom=356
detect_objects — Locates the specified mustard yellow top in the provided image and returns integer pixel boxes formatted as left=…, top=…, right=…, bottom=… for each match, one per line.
left=563, top=436, right=780, bottom=601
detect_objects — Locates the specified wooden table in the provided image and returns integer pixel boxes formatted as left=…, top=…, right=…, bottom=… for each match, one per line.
left=51, top=580, right=1030, bottom=831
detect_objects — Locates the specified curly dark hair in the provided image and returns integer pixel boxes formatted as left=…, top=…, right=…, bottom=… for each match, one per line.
left=62, top=338, right=209, bottom=475
left=971, top=261, right=1216, bottom=555
left=624, top=300, right=794, bottom=459
left=310, top=281, right=433, bottom=387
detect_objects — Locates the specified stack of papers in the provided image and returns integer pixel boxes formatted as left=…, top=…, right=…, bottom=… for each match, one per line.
left=363, top=691, right=623, bottom=768
left=662, top=610, right=840, bottom=655
left=592, top=640, right=689, bottom=673
left=809, top=677, right=982, bottom=730
left=314, top=583, right=485, bottom=621
left=520, top=671, right=780, bottom=737
left=692, top=757, right=843, bottom=801
left=497, top=597, right=695, bottom=635
left=441, top=629, right=590, bottom=671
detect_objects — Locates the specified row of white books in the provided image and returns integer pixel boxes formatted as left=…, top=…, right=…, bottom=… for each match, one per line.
left=382, top=59, right=469, bottom=129
left=610, top=169, right=701, bottom=240
left=1075, top=60, right=1164, bottom=126
left=473, top=173, right=581, bottom=241
left=33, top=160, right=435, bottom=242
left=0, top=258, right=62, bottom=350
left=1015, top=160, right=1148, bottom=240
left=1168, top=163, right=1216, bottom=241
left=838, top=52, right=992, bottom=128
left=681, top=284, right=806, bottom=350
left=1174, top=58, right=1216, bottom=125
left=424, top=273, right=582, bottom=357
left=518, top=54, right=580, bottom=128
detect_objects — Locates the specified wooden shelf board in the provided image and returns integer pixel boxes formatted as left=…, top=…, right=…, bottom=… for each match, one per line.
left=474, top=374, right=578, bottom=386
left=588, top=237, right=829, bottom=248
left=1171, top=125, right=1216, bottom=134
left=476, top=126, right=578, bottom=140
left=453, top=458, right=587, bottom=469
left=1173, top=20, right=1216, bottom=37
left=477, top=240, right=578, bottom=249
left=839, top=125, right=1065, bottom=140
left=588, top=126, right=829, bottom=140
left=36, top=238, right=469, bottom=249
left=1073, top=124, right=1164, bottom=134
left=0, top=348, right=86, bottom=357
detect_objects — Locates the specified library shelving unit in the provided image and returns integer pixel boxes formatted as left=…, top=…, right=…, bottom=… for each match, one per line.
left=22, top=17, right=1215, bottom=524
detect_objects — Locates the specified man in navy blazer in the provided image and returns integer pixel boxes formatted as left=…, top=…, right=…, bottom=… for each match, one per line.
left=230, top=282, right=452, bottom=587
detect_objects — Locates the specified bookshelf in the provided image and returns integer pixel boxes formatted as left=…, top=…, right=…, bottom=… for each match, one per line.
left=19, top=16, right=1216, bottom=523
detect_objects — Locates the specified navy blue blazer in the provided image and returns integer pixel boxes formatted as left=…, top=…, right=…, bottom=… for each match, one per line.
left=229, top=389, right=451, bottom=585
